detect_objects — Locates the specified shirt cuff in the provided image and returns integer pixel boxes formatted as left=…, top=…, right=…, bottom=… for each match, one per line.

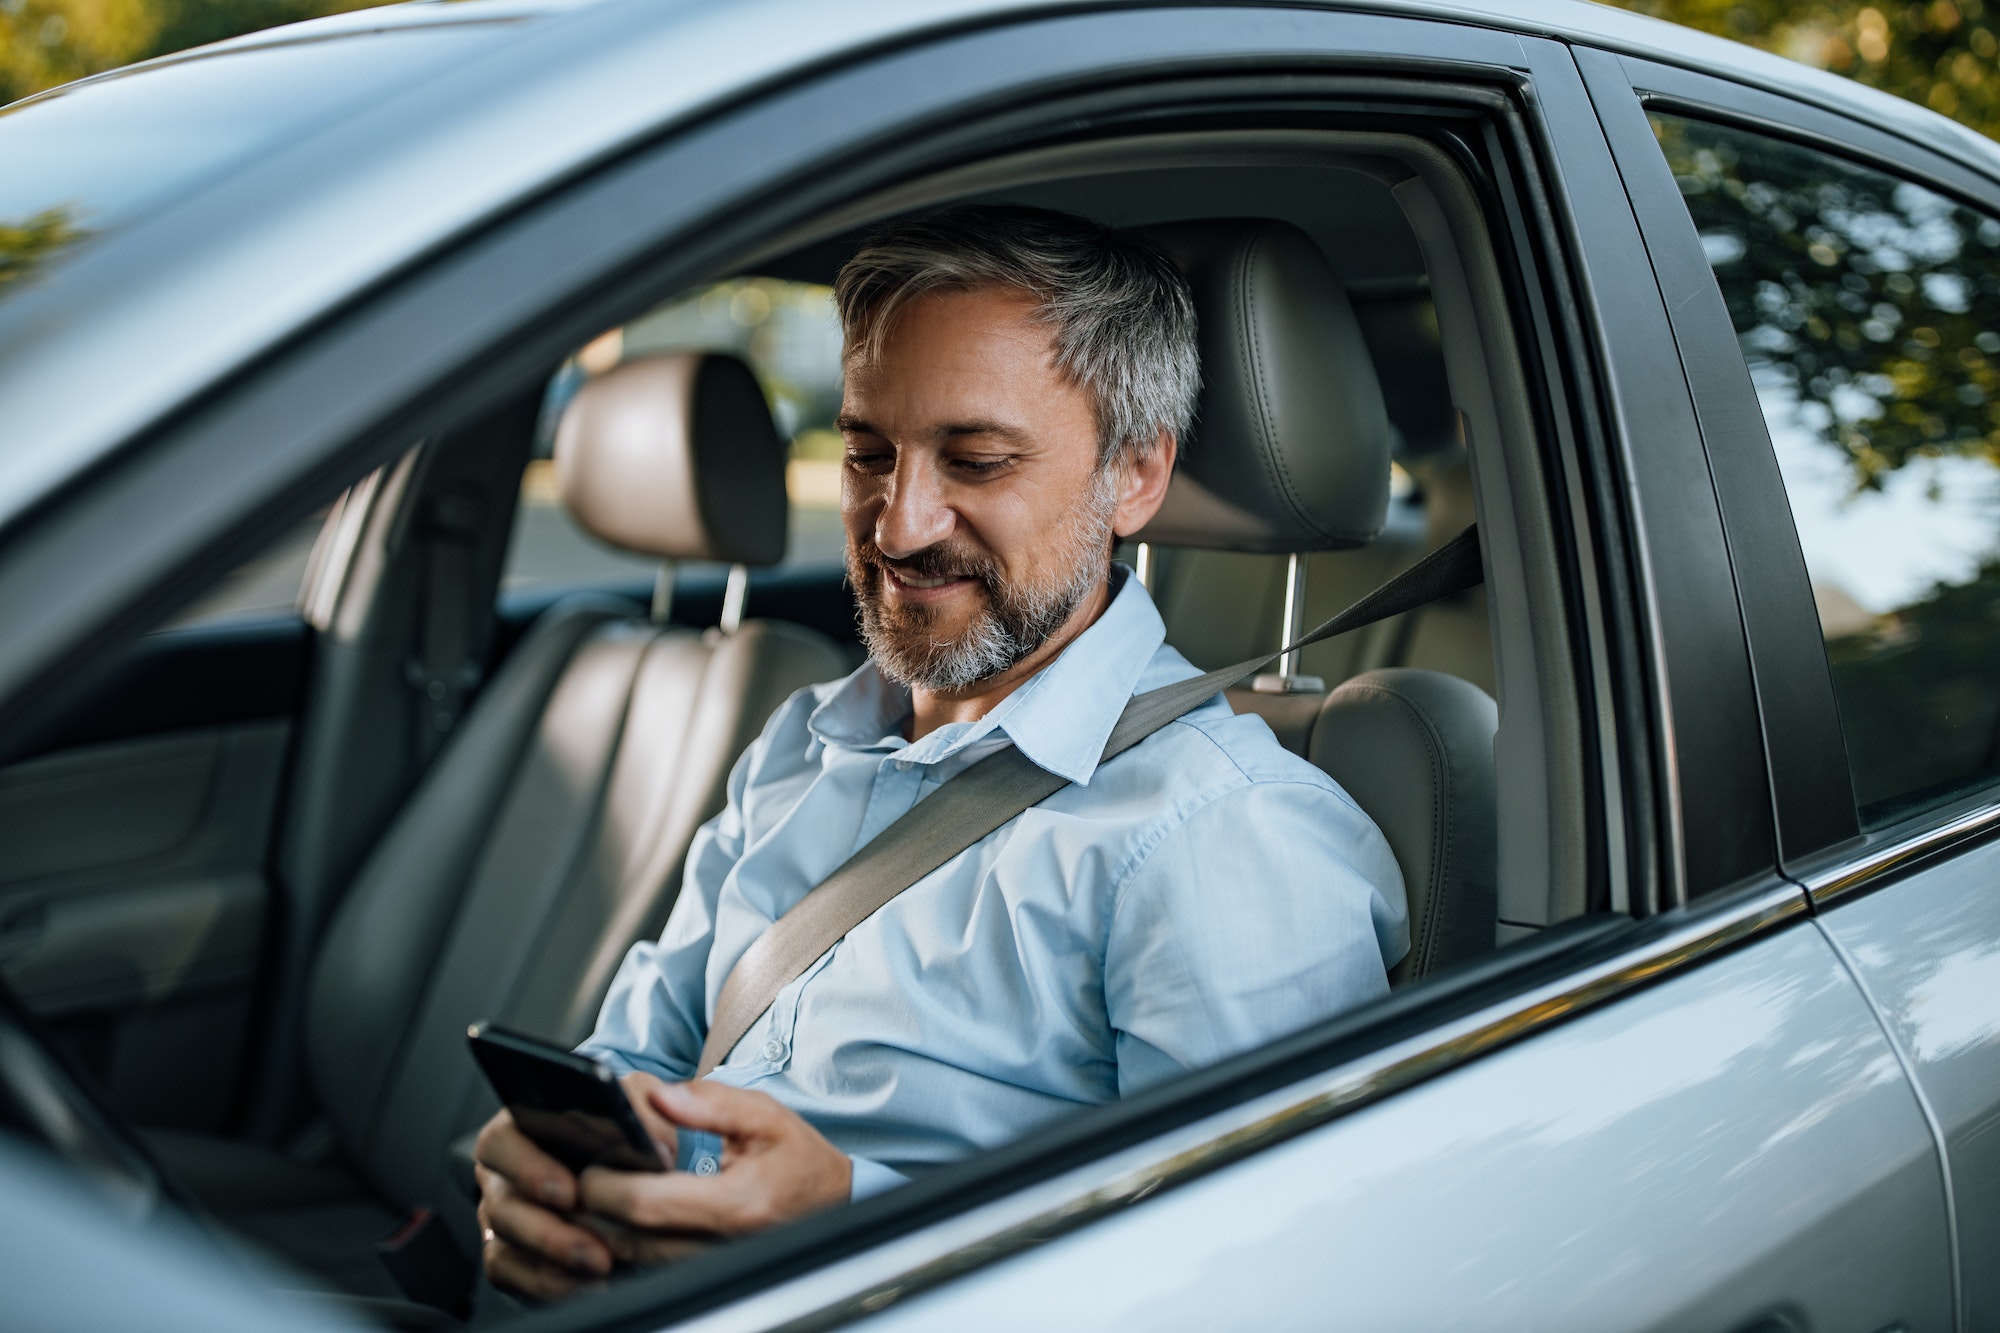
left=676, top=1129, right=724, bottom=1176
left=848, top=1155, right=908, bottom=1202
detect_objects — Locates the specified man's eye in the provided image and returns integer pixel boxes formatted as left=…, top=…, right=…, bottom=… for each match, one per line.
left=952, top=457, right=1010, bottom=477
left=844, top=452, right=893, bottom=473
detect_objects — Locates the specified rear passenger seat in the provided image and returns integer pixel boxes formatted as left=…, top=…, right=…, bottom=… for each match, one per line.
left=147, top=352, right=847, bottom=1297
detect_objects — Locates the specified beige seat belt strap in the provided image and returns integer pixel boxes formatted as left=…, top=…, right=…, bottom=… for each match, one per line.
left=694, top=526, right=1483, bottom=1079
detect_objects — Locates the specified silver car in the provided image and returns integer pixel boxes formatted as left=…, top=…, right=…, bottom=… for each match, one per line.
left=0, top=1, right=1993, bottom=1329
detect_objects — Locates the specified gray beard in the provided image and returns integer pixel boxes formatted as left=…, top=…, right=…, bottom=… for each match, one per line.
left=851, top=470, right=1119, bottom=693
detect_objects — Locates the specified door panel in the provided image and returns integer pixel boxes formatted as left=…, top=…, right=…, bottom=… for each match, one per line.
left=852, top=924, right=1949, bottom=1332
left=1820, top=855, right=2000, bottom=1330
left=0, top=634, right=298, bottom=1131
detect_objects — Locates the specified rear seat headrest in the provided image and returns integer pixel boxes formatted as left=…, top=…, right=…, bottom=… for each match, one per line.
left=1131, top=220, right=1393, bottom=553
left=554, top=351, right=788, bottom=565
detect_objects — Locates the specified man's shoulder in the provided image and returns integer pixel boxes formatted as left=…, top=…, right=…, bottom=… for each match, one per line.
left=1123, top=694, right=1346, bottom=803
left=1119, top=644, right=1346, bottom=794
left=1080, top=648, right=1355, bottom=829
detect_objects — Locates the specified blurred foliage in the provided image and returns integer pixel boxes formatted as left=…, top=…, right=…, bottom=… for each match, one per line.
left=1659, top=115, right=2000, bottom=493
left=1827, top=551, right=2000, bottom=816
left=0, top=0, right=394, bottom=107
left=1611, top=1, right=2000, bottom=140
left=0, top=205, right=85, bottom=289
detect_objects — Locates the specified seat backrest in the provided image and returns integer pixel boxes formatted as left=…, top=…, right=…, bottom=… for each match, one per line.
left=302, top=353, right=847, bottom=1215
left=1130, top=219, right=1498, bottom=985
left=1231, top=670, right=1497, bottom=985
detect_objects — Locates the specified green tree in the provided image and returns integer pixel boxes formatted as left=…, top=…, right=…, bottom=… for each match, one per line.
left=1610, top=0, right=2000, bottom=142
left=0, top=0, right=393, bottom=107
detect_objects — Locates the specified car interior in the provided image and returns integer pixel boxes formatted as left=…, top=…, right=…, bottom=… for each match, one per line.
left=0, top=123, right=1595, bottom=1324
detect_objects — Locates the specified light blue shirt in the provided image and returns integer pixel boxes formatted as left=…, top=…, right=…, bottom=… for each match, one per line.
left=580, top=567, right=1407, bottom=1199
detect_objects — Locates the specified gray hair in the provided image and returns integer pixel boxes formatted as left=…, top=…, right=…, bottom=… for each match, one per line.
left=834, top=205, right=1199, bottom=465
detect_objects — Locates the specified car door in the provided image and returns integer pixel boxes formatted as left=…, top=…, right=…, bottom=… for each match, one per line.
left=1584, top=50, right=2000, bottom=1331
left=0, top=520, right=320, bottom=1134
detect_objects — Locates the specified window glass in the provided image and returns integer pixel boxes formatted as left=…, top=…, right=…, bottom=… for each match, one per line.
left=1657, top=114, right=2000, bottom=826
left=165, top=507, right=328, bottom=629
left=502, top=277, right=845, bottom=594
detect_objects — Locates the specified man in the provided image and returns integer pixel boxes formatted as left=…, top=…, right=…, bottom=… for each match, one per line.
left=474, top=205, right=1407, bottom=1297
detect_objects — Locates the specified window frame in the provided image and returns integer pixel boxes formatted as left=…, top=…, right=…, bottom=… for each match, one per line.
left=1589, top=51, right=2000, bottom=903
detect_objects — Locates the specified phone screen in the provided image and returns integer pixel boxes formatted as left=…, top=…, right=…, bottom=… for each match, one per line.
left=467, top=1023, right=666, bottom=1173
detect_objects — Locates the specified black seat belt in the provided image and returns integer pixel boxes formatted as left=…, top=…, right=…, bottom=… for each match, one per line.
left=695, top=525, right=1485, bottom=1077
left=406, top=490, right=487, bottom=760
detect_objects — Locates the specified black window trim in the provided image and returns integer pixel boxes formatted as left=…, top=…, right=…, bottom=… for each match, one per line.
left=0, top=7, right=1800, bottom=1327
left=1575, top=49, right=1861, bottom=876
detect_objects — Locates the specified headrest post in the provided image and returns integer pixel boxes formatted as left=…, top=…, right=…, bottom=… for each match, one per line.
left=1133, top=542, right=1156, bottom=593
left=719, top=563, right=750, bottom=634
left=1280, top=550, right=1307, bottom=678
left=650, top=561, right=676, bottom=625
left=1250, top=552, right=1326, bottom=695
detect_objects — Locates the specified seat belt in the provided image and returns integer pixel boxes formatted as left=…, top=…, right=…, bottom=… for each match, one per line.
left=695, top=525, right=1484, bottom=1078
left=405, top=491, right=486, bottom=760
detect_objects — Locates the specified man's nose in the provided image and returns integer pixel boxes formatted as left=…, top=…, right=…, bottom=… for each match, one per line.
left=874, top=456, right=955, bottom=559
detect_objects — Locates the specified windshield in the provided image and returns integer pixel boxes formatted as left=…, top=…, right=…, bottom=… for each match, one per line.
left=0, top=21, right=519, bottom=297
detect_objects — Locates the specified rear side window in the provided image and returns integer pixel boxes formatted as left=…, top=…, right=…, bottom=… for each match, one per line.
left=502, top=277, right=845, bottom=594
left=1657, top=114, right=2000, bottom=827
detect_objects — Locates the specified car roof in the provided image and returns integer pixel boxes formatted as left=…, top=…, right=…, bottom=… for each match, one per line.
left=0, top=0, right=1992, bottom=534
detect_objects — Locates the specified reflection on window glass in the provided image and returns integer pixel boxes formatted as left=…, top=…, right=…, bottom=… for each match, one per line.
left=166, top=507, right=328, bottom=629
left=503, top=277, right=846, bottom=593
left=1658, top=114, right=2000, bottom=826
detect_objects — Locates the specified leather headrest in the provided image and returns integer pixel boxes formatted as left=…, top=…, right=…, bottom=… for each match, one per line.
left=554, top=352, right=788, bottom=565
left=1132, top=220, right=1393, bottom=553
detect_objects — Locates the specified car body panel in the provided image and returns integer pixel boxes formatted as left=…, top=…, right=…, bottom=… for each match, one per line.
left=838, top=923, right=1949, bottom=1333
left=1819, top=855, right=2000, bottom=1331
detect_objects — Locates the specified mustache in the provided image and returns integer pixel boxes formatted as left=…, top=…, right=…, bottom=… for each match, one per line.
left=850, top=537, right=1001, bottom=588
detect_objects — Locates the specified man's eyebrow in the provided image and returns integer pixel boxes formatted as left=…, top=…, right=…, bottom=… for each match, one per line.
left=940, top=420, right=1031, bottom=445
left=834, top=414, right=880, bottom=436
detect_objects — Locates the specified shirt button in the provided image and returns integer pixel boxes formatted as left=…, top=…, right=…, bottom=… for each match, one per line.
left=693, top=1155, right=719, bottom=1176
left=762, top=1039, right=787, bottom=1062
left=894, top=759, right=912, bottom=771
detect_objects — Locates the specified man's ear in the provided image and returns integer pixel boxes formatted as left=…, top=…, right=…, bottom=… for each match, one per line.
left=1111, top=432, right=1176, bottom=539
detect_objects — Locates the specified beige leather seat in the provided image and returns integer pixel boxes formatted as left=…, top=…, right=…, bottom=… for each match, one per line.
left=1134, top=219, right=1499, bottom=988
left=149, top=352, right=847, bottom=1297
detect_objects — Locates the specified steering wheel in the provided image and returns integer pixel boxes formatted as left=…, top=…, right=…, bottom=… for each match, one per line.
left=0, top=977, right=187, bottom=1225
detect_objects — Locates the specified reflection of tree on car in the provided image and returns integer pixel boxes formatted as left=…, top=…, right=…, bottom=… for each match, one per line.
left=0, top=207, right=86, bottom=293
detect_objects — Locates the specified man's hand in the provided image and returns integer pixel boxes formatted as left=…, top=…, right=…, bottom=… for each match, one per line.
left=473, top=1072, right=679, bottom=1300
left=578, top=1080, right=851, bottom=1258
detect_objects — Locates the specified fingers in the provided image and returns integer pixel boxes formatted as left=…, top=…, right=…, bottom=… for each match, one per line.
left=620, top=1073, right=680, bottom=1164
left=475, top=1108, right=580, bottom=1212
left=647, top=1079, right=781, bottom=1138
left=574, top=1212, right=715, bottom=1267
left=483, top=1231, right=601, bottom=1302
left=477, top=1164, right=613, bottom=1278
left=579, top=1163, right=754, bottom=1235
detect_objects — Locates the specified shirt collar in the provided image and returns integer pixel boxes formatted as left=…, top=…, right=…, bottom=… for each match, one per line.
left=806, top=565, right=1166, bottom=786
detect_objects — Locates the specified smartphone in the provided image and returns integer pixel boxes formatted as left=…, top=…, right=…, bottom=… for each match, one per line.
left=466, top=1022, right=667, bottom=1174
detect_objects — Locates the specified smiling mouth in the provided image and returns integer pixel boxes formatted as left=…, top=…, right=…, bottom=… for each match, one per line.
left=887, top=569, right=976, bottom=590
